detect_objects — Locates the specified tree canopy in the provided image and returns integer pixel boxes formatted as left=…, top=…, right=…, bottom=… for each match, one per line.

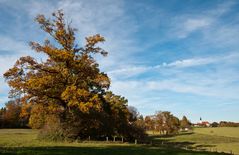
left=180, top=116, right=191, bottom=130
left=145, top=111, right=181, bottom=135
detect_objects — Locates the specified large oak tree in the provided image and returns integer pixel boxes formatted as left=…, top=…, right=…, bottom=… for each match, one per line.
left=4, top=10, right=145, bottom=140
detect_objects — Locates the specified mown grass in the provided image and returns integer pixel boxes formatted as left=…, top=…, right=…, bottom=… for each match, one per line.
left=0, top=129, right=229, bottom=155
left=153, top=127, right=239, bottom=155
left=194, top=127, right=239, bottom=138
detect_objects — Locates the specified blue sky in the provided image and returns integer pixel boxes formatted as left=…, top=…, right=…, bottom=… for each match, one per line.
left=0, top=0, right=239, bottom=123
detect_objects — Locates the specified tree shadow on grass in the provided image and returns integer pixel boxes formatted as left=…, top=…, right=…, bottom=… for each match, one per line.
left=0, top=145, right=230, bottom=155
left=146, top=132, right=218, bottom=153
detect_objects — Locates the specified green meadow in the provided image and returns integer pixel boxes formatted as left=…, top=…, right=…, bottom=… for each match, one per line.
left=153, top=127, right=239, bottom=155
left=1, top=128, right=238, bottom=155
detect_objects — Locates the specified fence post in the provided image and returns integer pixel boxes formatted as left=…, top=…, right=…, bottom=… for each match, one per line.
left=135, top=139, right=137, bottom=144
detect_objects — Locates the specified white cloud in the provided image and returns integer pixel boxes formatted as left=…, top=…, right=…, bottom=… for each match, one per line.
left=0, top=36, right=29, bottom=55
left=108, top=52, right=239, bottom=79
left=184, top=19, right=211, bottom=31
left=0, top=35, right=36, bottom=78
left=177, top=18, right=211, bottom=38
left=166, top=57, right=213, bottom=68
left=108, top=51, right=239, bottom=114
left=110, top=76, right=239, bottom=107
left=165, top=52, right=239, bottom=68
left=173, top=1, right=236, bottom=39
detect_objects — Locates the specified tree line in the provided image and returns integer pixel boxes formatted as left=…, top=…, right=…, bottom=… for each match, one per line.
left=145, top=112, right=191, bottom=135
left=211, top=121, right=239, bottom=127
left=0, top=98, right=191, bottom=136
left=0, top=100, right=28, bottom=128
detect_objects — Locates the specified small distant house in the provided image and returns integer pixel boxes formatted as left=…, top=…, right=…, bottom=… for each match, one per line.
left=194, top=121, right=210, bottom=127
left=202, top=121, right=210, bottom=127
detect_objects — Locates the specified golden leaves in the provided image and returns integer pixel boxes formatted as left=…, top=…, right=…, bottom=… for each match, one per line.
left=86, top=34, right=105, bottom=46
left=3, top=66, right=19, bottom=78
left=94, top=73, right=110, bottom=88
left=35, top=15, right=46, bottom=24
left=4, top=10, right=112, bottom=118
left=60, top=85, right=101, bottom=113
left=84, top=34, right=108, bottom=56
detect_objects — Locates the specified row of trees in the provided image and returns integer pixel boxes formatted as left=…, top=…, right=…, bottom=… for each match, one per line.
left=0, top=99, right=190, bottom=137
left=211, top=121, right=239, bottom=127
left=0, top=100, right=28, bottom=128
left=145, top=111, right=191, bottom=135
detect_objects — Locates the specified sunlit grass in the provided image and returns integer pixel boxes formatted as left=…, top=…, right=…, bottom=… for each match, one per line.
left=153, top=127, right=239, bottom=154
left=193, top=127, right=239, bottom=138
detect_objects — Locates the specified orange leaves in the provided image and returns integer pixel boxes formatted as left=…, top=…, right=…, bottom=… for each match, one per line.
left=3, top=66, right=20, bottom=78
left=29, top=41, right=74, bottom=62
left=94, top=73, right=110, bottom=89
left=35, top=10, right=75, bottom=50
left=47, top=48, right=73, bottom=62
left=35, top=14, right=46, bottom=24
left=19, top=96, right=32, bottom=119
left=4, top=10, right=122, bottom=134
left=86, top=34, right=105, bottom=46
left=84, top=34, right=108, bottom=56
left=26, top=74, right=52, bottom=89
left=61, top=85, right=101, bottom=113
left=16, top=56, right=37, bottom=66
left=28, top=104, right=46, bottom=129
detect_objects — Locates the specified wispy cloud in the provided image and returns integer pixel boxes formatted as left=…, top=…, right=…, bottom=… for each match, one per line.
left=108, top=52, right=239, bottom=78
left=0, top=36, right=29, bottom=55
left=177, top=18, right=212, bottom=38
left=171, top=1, right=235, bottom=39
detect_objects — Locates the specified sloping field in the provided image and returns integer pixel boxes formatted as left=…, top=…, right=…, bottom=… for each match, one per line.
left=156, top=127, right=239, bottom=155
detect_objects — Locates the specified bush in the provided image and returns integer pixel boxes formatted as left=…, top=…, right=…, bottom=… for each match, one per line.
left=38, top=115, right=64, bottom=141
left=29, top=105, right=46, bottom=129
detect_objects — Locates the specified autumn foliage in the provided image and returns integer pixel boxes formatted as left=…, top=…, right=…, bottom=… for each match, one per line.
left=3, top=10, right=145, bottom=141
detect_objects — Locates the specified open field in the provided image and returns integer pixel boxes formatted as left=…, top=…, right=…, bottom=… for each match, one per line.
left=0, top=129, right=229, bottom=155
left=194, top=127, right=239, bottom=138
left=153, top=127, right=239, bottom=155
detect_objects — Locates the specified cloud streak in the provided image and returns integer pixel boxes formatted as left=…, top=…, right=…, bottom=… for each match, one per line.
left=108, top=52, right=239, bottom=78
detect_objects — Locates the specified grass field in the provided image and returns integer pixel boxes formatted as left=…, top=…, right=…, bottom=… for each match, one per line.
left=194, top=127, right=239, bottom=138
left=0, top=128, right=235, bottom=155
left=153, top=127, right=239, bottom=155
